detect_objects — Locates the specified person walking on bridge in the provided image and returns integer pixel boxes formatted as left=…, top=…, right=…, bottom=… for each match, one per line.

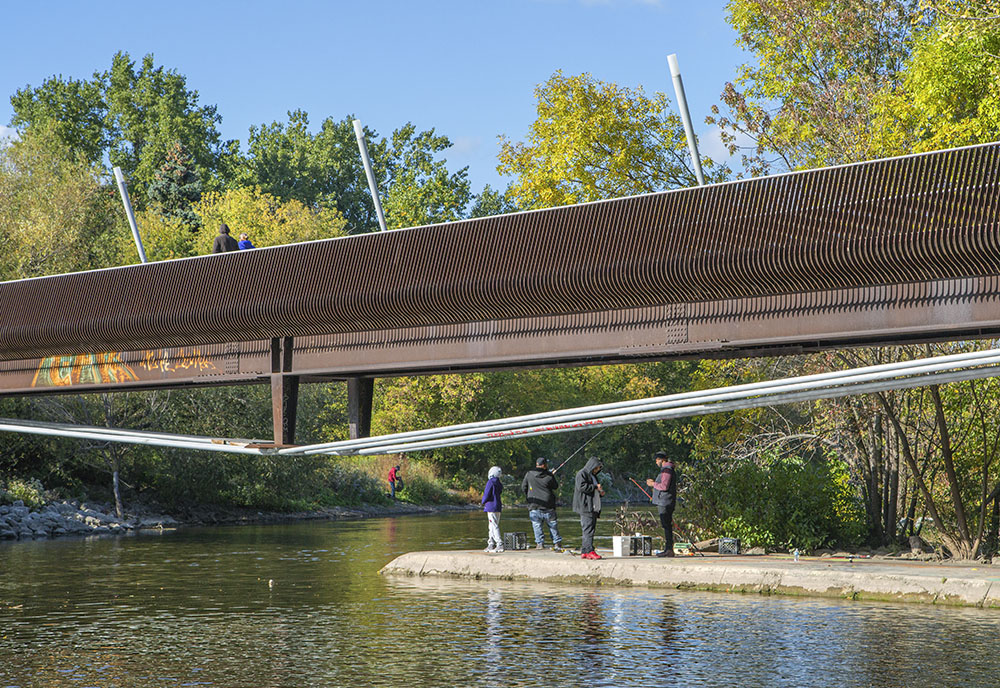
left=522, top=456, right=563, bottom=551
left=212, top=223, right=239, bottom=253
left=573, top=456, right=605, bottom=560
left=646, top=451, right=677, bottom=558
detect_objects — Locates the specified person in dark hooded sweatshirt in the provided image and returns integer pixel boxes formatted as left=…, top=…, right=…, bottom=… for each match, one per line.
left=573, top=456, right=605, bottom=560
left=521, top=456, right=563, bottom=551
left=212, top=223, right=239, bottom=253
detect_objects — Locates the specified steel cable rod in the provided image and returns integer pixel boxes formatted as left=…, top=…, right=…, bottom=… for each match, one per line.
left=0, top=419, right=268, bottom=455
left=352, top=361, right=1000, bottom=455
left=284, top=348, right=1000, bottom=455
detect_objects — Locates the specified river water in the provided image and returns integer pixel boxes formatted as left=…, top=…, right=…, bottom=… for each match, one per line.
left=2, top=509, right=999, bottom=687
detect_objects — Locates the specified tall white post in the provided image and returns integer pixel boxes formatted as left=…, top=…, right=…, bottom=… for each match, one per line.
left=352, top=119, right=389, bottom=232
left=667, top=54, right=706, bottom=187
left=112, top=166, right=148, bottom=263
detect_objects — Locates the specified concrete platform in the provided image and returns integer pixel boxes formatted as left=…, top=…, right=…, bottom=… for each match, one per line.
left=380, top=549, right=1000, bottom=608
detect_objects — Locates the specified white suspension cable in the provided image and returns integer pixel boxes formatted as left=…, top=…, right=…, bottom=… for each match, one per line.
left=283, top=347, right=1000, bottom=455
left=2, top=348, right=999, bottom=457
left=0, top=418, right=270, bottom=455
left=354, top=359, right=1000, bottom=455
left=283, top=348, right=1000, bottom=456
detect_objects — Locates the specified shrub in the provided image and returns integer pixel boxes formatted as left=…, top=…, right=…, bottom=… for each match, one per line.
left=2, top=478, right=46, bottom=508
left=684, top=451, right=865, bottom=551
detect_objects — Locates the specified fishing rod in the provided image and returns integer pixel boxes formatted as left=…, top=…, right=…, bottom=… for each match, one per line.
left=629, top=476, right=652, bottom=499
left=551, top=427, right=607, bottom=474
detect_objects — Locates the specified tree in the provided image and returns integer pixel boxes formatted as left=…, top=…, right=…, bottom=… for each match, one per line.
left=709, top=0, right=923, bottom=174
left=10, top=51, right=232, bottom=204
left=380, top=123, right=471, bottom=229
left=469, top=184, right=518, bottom=218
left=498, top=71, right=727, bottom=210
left=0, top=125, right=124, bottom=279
left=236, top=111, right=473, bottom=233
left=236, top=110, right=373, bottom=225
left=9, top=74, right=105, bottom=165
left=874, top=0, right=1000, bottom=152
left=147, top=141, right=202, bottom=228
left=192, top=186, right=348, bottom=253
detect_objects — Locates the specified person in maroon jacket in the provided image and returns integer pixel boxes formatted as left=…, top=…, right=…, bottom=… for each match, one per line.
left=388, top=465, right=401, bottom=500
left=646, top=451, right=677, bottom=558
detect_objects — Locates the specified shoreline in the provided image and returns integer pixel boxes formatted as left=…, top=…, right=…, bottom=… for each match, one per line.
left=380, top=549, right=1000, bottom=609
left=0, top=497, right=476, bottom=541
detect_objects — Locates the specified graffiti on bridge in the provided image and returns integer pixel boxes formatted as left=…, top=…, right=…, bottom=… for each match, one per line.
left=31, top=348, right=218, bottom=388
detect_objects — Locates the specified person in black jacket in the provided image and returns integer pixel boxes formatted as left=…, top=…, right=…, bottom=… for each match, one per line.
left=521, top=457, right=563, bottom=551
left=212, top=223, right=239, bottom=253
left=646, top=450, right=677, bottom=558
left=573, top=456, right=605, bottom=560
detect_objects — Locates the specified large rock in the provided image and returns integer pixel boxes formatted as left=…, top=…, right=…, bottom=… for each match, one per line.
left=137, top=514, right=178, bottom=528
left=8, top=506, right=29, bottom=519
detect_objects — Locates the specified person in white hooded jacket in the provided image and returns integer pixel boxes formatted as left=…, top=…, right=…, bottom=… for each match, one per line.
left=481, top=466, right=504, bottom=553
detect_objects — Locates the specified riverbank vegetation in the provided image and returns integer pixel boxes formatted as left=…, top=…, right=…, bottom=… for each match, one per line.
left=2, top=2, right=1000, bottom=558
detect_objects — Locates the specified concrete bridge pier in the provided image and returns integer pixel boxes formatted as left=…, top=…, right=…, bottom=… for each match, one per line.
left=270, top=337, right=299, bottom=446
left=347, top=377, right=373, bottom=439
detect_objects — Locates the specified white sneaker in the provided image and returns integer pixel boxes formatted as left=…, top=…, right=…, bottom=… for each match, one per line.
left=495, top=547, right=505, bottom=553
left=484, top=546, right=495, bottom=553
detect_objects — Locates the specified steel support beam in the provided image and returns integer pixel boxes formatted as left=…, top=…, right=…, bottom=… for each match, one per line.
left=347, top=377, right=374, bottom=440
left=270, top=337, right=298, bottom=446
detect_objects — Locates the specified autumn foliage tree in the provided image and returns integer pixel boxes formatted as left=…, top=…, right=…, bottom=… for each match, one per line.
left=498, top=71, right=728, bottom=210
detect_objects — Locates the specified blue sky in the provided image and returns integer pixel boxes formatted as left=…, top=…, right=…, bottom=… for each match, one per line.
left=0, top=0, right=751, bottom=194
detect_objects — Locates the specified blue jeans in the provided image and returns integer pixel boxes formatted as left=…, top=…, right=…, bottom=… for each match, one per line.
left=529, top=509, right=562, bottom=547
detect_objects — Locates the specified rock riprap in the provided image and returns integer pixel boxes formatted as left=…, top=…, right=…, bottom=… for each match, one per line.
left=0, top=500, right=178, bottom=540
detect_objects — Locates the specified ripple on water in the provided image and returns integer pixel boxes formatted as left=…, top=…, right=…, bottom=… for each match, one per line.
left=2, top=513, right=1000, bottom=687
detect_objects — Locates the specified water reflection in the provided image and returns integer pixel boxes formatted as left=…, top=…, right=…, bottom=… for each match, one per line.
left=1, top=511, right=1000, bottom=687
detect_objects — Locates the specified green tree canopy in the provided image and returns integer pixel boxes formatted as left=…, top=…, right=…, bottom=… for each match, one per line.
left=10, top=51, right=232, bottom=204
left=235, top=110, right=473, bottom=233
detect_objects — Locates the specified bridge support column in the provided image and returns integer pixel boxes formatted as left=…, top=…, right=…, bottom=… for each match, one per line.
left=347, top=377, right=374, bottom=440
left=270, top=337, right=299, bottom=446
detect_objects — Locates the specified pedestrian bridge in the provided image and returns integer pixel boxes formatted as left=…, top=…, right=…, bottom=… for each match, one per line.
left=1, top=142, right=998, bottom=443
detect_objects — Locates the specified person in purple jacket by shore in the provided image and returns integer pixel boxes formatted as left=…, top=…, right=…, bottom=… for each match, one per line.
left=481, top=466, right=504, bottom=553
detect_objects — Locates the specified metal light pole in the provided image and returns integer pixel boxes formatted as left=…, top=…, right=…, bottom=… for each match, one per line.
left=667, top=53, right=706, bottom=187
left=112, top=166, right=148, bottom=263
left=352, top=119, right=389, bottom=232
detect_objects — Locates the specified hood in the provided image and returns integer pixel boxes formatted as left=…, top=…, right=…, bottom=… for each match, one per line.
left=219, top=223, right=230, bottom=235
left=488, top=466, right=502, bottom=480
left=583, top=456, right=603, bottom=474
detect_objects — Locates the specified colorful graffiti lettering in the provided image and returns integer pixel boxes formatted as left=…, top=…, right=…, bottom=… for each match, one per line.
left=30, top=347, right=219, bottom=388
left=140, top=348, right=218, bottom=375
left=32, top=352, right=140, bottom=388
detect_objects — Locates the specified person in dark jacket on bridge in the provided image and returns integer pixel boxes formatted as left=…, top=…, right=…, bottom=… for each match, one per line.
left=521, top=456, right=563, bottom=551
left=646, top=450, right=677, bottom=557
left=212, top=223, right=239, bottom=253
left=573, top=456, right=605, bottom=560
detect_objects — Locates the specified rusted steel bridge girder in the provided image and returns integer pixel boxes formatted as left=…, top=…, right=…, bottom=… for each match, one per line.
left=0, top=142, right=999, bottom=442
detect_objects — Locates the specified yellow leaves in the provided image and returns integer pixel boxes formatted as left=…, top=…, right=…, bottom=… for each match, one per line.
left=192, top=186, right=348, bottom=254
left=498, top=71, right=699, bottom=211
